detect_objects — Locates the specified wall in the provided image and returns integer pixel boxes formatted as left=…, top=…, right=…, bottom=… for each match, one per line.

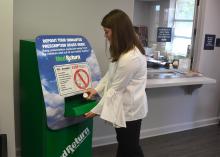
left=196, top=0, right=220, bottom=120
left=14, top=0, right=220, bottom=154
left=13, top=0, right=134, bottom=154
left=0, top=0, right=16, bottom=157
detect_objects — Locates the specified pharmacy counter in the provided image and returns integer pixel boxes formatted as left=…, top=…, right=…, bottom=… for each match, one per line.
left=146, top=69, right=216, bottom=94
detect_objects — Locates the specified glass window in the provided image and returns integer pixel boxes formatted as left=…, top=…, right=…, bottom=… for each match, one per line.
left=175, top=0, right=195, bottom=20
left=172, top=0, right=195, bottom=57
left=172, top=38, right=191, bottom=56
left=134, top=0, right=197, bottom=61
left=174, top=21, right=193, bottom=38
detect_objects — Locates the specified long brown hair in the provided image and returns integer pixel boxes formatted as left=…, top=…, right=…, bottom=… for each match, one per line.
left=101, top=9, right=145, bottom=62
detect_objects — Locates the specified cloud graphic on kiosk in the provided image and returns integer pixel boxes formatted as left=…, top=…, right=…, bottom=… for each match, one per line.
left=46, top=106, right=63, bottom=118
left=36, top=49, right=47, bottom=57
left=42, top=85, right=64, bottom=107
left=41, top=78, right=49, bottom=87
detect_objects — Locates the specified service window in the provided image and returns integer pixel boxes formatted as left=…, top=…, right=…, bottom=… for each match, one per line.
left=134, top=0, right=197, bottom=63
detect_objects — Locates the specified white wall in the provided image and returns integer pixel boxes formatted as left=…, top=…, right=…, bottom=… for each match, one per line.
left=0, top=0, right=16, bottom=157
left=196, top=0, right=220, bottom=119
left=14, top=0, right=220, bottom=153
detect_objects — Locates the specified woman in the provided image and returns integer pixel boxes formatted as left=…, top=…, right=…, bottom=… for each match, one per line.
left=84, top=9, right=148, bottom=157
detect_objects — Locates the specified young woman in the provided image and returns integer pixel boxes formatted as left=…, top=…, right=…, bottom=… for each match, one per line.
left=84, top=9, right=148, bottom=157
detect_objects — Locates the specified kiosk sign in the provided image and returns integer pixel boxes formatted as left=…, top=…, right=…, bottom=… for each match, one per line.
left=35, top=35, right=101, bottom=130
left=73, top=66, right=90, bottom=90
left=54, top=63, right=92, bottom=97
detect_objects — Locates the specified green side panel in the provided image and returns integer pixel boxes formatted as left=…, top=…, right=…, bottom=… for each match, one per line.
left=20, top=40, right=45, bottom=157
left=20, top=40, right=93, bottom=157
left=65, top=94, right=97, bottom=117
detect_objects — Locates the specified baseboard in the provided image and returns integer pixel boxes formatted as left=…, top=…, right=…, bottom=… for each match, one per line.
left=92, top=117, right=219, bottom=147
left=16, top=117, right=219, bottom=156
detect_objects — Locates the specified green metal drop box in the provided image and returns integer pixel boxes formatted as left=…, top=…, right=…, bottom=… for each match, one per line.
left=20, top=40, right=97, bottom=157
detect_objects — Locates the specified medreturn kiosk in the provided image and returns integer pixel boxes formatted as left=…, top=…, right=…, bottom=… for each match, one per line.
left=20, top=35, right=101, bottom=157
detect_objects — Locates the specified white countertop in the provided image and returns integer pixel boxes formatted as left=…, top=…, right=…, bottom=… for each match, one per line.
left=146, top=69, right=216, bottom=88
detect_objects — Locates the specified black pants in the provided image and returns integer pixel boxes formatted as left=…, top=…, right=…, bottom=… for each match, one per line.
left=115, top=119, right=144, bottom=157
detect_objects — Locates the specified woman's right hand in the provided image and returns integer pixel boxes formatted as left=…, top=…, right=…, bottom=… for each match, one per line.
left=84, top=88, right=97, bottom=100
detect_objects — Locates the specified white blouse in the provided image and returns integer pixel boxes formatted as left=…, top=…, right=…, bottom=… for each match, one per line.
left=91, top=47, right=148, bottom=128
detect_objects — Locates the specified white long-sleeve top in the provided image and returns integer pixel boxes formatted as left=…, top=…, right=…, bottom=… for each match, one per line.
left=91, top=46, right=148, bottom=128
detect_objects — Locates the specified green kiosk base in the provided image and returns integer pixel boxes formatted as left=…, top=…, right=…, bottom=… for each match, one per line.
left=20, top=40, right=96, bottom=157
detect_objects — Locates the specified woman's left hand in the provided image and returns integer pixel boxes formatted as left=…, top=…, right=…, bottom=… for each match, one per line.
left=84, top=112, right=97, bottom=118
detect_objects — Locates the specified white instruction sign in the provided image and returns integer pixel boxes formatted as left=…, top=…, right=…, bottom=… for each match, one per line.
left=54, top=62, right=92, bottom=97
